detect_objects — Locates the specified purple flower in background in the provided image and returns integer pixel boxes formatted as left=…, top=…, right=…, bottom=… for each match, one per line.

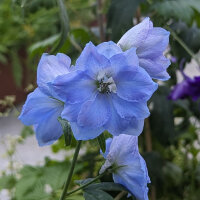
left=51, top=42, right=158, bottom=140
left=169, top=75, right=200, bottom=101
left=19, top=53, right=71, bottom=146
left=100, top=135, right=150, bottom=200
left=117, top=17, right=171, bottom=81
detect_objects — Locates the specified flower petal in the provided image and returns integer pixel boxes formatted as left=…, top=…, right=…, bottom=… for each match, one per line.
left=110, top=47, right=139, bottom=76
left=18, top=88, right=63, bottom=125
left=137, top=27, right=170, bottom=58
left=75, top=42, right=110, bottom=78
left=97, top=41, right=122, bottom=59
left=117, top=17, right=152, bottom=50
left=111, top=94, right=150, bottom=119
left=70, top=122, right=104, bottom=140
left=61, top=103, right=82, bottom=122
left=115, top=67, right=158, bottom=102
left=104, top=104, right=144, bottom=136
left=37, top=53, right=71, bottom=96
left=34, top=110, right=63, bottom=146
left=51, top=70, right=96, bottom=104
left=139, top=56, right=171, bottom=81
left=77, top=94, right=110, bottom=128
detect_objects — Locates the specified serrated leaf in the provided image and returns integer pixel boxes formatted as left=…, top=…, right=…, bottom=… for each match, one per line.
left=0, top=175, right=16, bottom=190
left=97, top=133, right=106, bottom=153
left=58, top=117, right=72, bottom=146
left=107, top=0, right=145, bottom=41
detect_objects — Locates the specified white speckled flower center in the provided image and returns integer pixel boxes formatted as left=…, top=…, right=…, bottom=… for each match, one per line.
left=96, top=71, right=117, bottom=94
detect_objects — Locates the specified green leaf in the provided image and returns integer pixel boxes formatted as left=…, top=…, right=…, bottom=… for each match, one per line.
left=152, top=0, right=200, bottom=24
left=58, top=117, right=72, bottom=146
left=107, top=0, right=145, bottom=41
left=83, top=189, right=113, bottom=200
left=50, top=0, right=70, bottom=54
left=0, top=175, right=16, bottom=190
left=28, top=34, right=60, bottom=58
left=86, top=182, right=127, bottom=192
left=97, top=132, right=106, bottom=153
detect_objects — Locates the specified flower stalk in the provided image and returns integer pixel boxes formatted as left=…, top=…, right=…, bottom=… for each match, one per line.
left=59, top=140, right=82, bottom=200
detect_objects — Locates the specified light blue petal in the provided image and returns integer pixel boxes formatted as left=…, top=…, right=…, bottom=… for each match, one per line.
left=70, top=122, right=104, bottom=140
left=137, top=27, right=170, bottom=58
left=37, top=53, right=71, bottom=96
left=104, top=104, right=130, bottom=136
left=111, top=94, right=150, bottom=119
left=117, top=17, right=152, bottom=50
left=101, top=138, right=113, bottom=159
left=97, top=41, right=122, bottom=59
left=110, top=47, right=139, bottom=76
left=51, top=70, right=96, bottom=104
left=34, top=107, right=63, bottom=146
left=19, top=88, right=63, bottom=125
left=115, top=67, right=158, bottom=102
left=61, top=103, right=82, bottom=122
left=136, top=27, right=170, bottom=81
left=77, top=94, right=110, bottom=128
left=101, top=135, right=150, bottom=200
left=139, top=56, right=171, bottom=80
left=75, top=42, right=110, bottom=78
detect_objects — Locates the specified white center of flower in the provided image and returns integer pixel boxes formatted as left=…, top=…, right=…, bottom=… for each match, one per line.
left=96, top=71, right=117, bottom=94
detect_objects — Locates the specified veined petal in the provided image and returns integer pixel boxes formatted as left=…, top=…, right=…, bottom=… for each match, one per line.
left=61, top=103, right=82, bottom=122
left=139, top=56, right=171, bottom=81
left=137, top=27, right=170, bottom=58
left=51, top=70, right=96, bottom=104
left=70, top=122, right=104, bottom=140
left=97, top=41, right=122, bottom=59
left=117, top=17, right=152, bottom=50
left=75, top=42, right=110, bottom=78
left=77, top=94, right=110, bottom=128
left=111, top=94, right=150, bottom=119
left=110, top=47, right=139, bottom=76
left=18, top=88, right=63, bottom=125
left=104, top=103, right=144, bottom=136
left=34, top=107, right=63, bottom=146
left=37, top=53, right=71, bottom=96
left=115, top=67, right=158, bottom=102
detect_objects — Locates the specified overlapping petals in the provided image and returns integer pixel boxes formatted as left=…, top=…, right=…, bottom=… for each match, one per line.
left=19, top=53, right=71, bottom=146
left=100, top=135, right=150, bottom=200
left=51, top=42, right=157, bottom=140
left=19, top=88, right=64, bottom=146
left=117, top=17, right=171, bottom=81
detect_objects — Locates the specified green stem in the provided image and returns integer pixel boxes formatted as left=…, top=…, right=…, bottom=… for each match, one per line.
left=166, top=26, right=200, bottom=66
left=59, top=140, right=82, bottom=200
left=66, top=171, right=106, bottom=197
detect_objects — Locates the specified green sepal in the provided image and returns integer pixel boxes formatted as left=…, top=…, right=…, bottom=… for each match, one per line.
left=97, top=132, right=106, bottom=153
left=57, top=117, right=72, bottom=146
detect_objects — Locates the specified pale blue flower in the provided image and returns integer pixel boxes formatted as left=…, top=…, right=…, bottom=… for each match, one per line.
left=51, top=42, right=158, bottom=140
left=100, top=135, right=150, bottom=200
left=117, top=17, right=171, bottom=81
left=19, top=53, right=71, bottom=146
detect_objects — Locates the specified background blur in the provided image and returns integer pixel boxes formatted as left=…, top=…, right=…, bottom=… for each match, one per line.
left=0, top=0, right=200, bottom=199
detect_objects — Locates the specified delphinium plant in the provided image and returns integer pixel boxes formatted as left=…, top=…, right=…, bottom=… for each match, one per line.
left=19, top=13, right=171, bottom=200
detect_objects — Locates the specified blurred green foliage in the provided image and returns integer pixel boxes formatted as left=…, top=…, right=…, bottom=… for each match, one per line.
left=1, top=0, right=200, bottom=200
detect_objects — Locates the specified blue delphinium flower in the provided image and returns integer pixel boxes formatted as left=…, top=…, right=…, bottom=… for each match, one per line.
left=100, top=135, right=150, bottom=200
left=19, top=53, right=71, bottom=146
left=51, top=42, right=158, bottom=140
left=117, top=17, right=171, bottom=81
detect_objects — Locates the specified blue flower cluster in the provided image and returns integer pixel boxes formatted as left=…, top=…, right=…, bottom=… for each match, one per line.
left=19, top=18, right=170, bottom=200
